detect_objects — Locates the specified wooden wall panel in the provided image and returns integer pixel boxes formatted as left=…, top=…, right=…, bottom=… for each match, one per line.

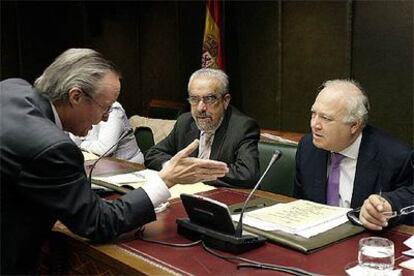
left=1, top=1, right=412, bottom=144
left=352, top=0, right=413, bottom=145
left=226, top=1, right=280, bottom=129
left=139, top=2, right=181, bottom=108
left=83, top=2, right=142, bottom=117
left=282, top=1, right=349, bottom=133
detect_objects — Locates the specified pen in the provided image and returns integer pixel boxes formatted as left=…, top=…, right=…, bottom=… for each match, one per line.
left=379, top=189, right=384, bottom=211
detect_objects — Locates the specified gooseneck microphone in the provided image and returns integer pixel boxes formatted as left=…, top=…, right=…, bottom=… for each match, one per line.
left=235, top=149, right=282, bottom=237
left=87, top=128, right=134, bottom=185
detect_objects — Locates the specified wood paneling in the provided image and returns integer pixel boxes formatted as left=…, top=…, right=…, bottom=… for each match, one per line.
left=1, top=0, right=412, bottom=144
left=352, top=0, right=413, bottom=145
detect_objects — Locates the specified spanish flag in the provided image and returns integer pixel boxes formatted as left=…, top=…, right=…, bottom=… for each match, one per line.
left=201, top=0, right=224, bottom=70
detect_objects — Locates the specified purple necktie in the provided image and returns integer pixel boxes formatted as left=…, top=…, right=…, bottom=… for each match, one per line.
left=326, top=153, right=345, bottom=206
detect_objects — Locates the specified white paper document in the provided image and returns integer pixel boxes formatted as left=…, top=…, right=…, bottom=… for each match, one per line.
left=82, top=151, right=99, bottom=161
left=93, top=169, right=216, bottom=197
left=232, top=199, right=351, bottom=238
left=93, top=171, right=146, bottom=189
left=402, top=235, right=414, bottom=257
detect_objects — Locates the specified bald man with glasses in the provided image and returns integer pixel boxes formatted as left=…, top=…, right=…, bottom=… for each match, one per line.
left=145, top=68, right=260, bottom=188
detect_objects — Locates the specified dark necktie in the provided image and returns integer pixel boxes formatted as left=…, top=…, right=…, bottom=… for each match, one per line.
left=326, top=153, right=345, bottom=206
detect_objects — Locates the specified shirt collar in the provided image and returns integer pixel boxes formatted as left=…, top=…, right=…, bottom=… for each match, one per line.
left=49, top=100, right=63, bottom=130
left=338, top=132, right=362, bottom=160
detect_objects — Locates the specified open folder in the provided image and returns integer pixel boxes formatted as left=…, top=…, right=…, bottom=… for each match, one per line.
left=229, top=198, right=365, bottom=253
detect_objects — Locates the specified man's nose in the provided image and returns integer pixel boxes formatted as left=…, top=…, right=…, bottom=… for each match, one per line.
left=197, top=101, right=207, bottom=112
left=311, top=116, right=321, bottom=129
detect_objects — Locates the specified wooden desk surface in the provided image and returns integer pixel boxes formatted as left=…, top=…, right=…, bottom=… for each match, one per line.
left=260, top=128, right=304, bottom=143
left=52, top=187, right=414, bottom=275
left=46, top=158, right=414, bottom=275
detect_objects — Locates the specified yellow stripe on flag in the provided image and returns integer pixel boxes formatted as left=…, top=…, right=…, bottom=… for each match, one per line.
left=202, top=0, right=224, bottom=69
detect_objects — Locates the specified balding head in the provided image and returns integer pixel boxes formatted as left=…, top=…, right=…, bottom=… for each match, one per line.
left=310, top=79, right=369, bottom=152
left=319, top=79, right=370, bottom=125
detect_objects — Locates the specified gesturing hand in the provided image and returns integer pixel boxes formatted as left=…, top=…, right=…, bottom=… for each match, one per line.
left=159, top=139, right=229, bottom=188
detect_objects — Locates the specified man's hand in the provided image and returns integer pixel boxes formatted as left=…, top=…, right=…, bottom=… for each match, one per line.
left=359, top=194, right=393, bottom=230
left=159, top=140, right=229, bottom=187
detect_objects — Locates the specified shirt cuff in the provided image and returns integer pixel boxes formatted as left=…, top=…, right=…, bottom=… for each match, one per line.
left=162, top=160, right=170, bottom=169
left=141, top=170, right=171, bottom=207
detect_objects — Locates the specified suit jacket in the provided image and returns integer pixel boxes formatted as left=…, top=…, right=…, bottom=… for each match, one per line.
left=294, top=125, right=413, bottom=225
left=0, top=79, right=156, bottom=274
left=145, top=106, right=260, bottom=188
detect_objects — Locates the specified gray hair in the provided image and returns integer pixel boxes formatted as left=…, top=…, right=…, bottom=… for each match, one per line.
left=320, top=79, right=370, bottom=125
left=34, top=48, right=119, bottom=101
left=187, top=68, right=229, bottom=95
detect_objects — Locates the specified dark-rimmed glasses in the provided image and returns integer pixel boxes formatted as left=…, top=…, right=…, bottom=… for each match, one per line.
left=347, top=205, right=414, bottom=227
left=187, top=94, right=222, bottom=105
left=82, top=90, right=114, bottom=114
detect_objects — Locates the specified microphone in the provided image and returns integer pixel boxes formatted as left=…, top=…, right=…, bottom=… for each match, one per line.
left=87, top=128, right=134, bottom=185
left=235, top=149, right=282, bottom=237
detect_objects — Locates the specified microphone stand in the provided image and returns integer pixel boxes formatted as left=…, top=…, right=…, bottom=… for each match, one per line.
left=87, top=128, right=133, bottom=185
left=235, top=150, right=282, bottom=237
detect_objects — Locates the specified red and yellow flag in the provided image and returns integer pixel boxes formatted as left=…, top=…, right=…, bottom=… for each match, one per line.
left=201, top=0, right=224, bottom=70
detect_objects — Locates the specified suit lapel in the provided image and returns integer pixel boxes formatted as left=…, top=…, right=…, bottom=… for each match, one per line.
left=187, top=121, right=201, bottom=157
left=210, top=107, right=231, bottom=160
left=351, top=127, right=380, bottom=208
left=313, top=150, right=329, bottom=203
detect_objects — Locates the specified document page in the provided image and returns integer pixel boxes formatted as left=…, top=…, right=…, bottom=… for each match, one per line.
left=169, top=182, right=216, bottom=199
left=234, top=200, right=351, bottom=238
left=93, top=169, right=216, bottom=197
left=93, top=171, right=146, bottom=189
left=82, top=151, right=99, bottom=161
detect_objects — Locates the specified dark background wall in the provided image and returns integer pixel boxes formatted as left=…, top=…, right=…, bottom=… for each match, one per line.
left=1, top=1, right=413, bottom=145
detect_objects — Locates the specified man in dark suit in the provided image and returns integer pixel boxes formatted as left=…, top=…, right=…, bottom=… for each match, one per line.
left=0, top=49, right=228, bottom=274
left=294, top=79, right=413, bottom=230
left=145, top=68, right=260, bottom=188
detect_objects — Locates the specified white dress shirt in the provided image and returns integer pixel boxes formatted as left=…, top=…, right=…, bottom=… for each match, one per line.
left=55, top=101, right=170, bottom=208
left=76, top=102, right=144, bottom=164
left=333, top=133, right=362, bottom=208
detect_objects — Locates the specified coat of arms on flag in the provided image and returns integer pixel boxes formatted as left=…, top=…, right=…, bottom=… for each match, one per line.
left=202, top=0, right=224, bottom=70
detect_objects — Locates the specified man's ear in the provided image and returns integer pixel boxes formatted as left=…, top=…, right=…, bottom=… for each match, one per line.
left=350, top=119, right=363, bottom=135
left=223, top=93, right=231, bottom=109
left=67, top=88, right=83, bottom=106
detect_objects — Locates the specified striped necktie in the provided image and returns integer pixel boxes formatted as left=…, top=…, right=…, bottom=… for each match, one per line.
left=198, top=132, right=213, bottom=159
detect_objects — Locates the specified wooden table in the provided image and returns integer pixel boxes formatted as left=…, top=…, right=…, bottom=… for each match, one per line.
left=47, top=186, right=413, bottom=275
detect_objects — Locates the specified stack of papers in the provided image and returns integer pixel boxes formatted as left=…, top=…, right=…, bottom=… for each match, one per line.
left=93, top=171, right=146, bottom=189
left=92, top=169, right=216, bottom=199
left=233, top=200, right=351, bottom=238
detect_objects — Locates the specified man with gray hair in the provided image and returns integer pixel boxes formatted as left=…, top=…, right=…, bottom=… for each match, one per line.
left=294, top=79, right=413, bottom=230
left=145, top=68, right=260, bottom=188
left=0, top=49, right=228, bottom=274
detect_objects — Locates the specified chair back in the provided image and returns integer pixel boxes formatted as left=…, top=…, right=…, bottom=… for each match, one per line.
left=134, top=127, right=155, bottom=154
left=258, top=141, right=297, bottom=196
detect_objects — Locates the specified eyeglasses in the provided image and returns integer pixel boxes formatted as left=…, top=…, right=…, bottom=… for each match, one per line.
left=347, top=205, right=414, bottom=227
left=82, top=90, right=114, bottom=114
left=187, top=94, right=222, bottom=105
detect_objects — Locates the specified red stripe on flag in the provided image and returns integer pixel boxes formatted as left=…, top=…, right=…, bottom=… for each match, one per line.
left=202, top=0, right=224, bottom=70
